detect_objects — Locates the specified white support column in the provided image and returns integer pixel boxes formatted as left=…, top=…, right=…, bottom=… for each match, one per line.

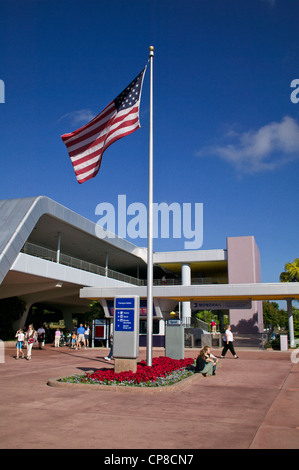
left=286, top=298, right=296, bottom=348
left=56, top=232, right=61, bottom=263
left=105, top=252, right=108, bottom=277
left=181, top=263, right=191, bottom=326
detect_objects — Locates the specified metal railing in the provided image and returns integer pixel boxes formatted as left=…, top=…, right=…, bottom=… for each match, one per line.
left=21, top=242, right=223, bottom=288
left=21, top=242, right=146, bottom=286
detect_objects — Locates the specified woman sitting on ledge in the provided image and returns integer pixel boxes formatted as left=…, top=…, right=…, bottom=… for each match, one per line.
left=195, top=346, right=218, bottom=376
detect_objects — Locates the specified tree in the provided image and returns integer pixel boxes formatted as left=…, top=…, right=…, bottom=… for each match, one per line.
left=293, top=307, right=299, bottom=337
left=280, top=258, right=299, bottom=282
left=195, top=310, right=219, bottom=327
left=263, top=301, right=288, bottom=330
left=84, top=301, right=105, bottom=322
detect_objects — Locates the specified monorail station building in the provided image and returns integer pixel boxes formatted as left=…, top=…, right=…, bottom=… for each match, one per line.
left=1, top=196, right=299, bottom=347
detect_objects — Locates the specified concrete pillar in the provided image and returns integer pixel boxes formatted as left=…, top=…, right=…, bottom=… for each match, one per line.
left=105, top=252, right=108, bottom=277
left=56, top=232, right=61, bottom=263
left=286, top=298, right=296, bottom=348
left=181, top=263, right=191, bottom=325
left=15, top=303, right=32, bottom=330
left=63, top=311, right=74, bottom=332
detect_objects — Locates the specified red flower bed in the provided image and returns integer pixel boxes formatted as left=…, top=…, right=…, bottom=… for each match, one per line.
left=86, top=356, right=194, bottom=385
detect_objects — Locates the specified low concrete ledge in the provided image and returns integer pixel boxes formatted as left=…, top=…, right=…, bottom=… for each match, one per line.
left=47, top=371, right=202, bottom=393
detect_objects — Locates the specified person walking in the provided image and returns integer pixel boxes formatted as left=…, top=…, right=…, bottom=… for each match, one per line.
left=104, top=334, right=113, bottom=361
left=76, top=324, right=86, bottom=349
left=221, top=325, right=238, bottom=358
left=84, top=324, right=90, bottom=349
left=54, top=328, right=61, bottom=347
left=37, top=325, right=45, bottom=349
left=25, top=325, right=37, bottom=360
left=15, top=329, right=25, bottom=359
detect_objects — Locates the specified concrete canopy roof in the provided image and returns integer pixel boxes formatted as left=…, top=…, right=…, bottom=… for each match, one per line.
left=80, top=282, right=299, bottom=302
left=153, top=250, right=228, bottom=275
left=0, top=196, right=148, bottom=286
left=0, top=196, right=148, bottom=311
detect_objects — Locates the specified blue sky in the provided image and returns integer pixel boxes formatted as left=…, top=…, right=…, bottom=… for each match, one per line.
left=1, top=0, right=299, bottom=283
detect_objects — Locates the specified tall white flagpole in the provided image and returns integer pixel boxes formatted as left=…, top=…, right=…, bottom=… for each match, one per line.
left=147, top=45, right=154, bottom=366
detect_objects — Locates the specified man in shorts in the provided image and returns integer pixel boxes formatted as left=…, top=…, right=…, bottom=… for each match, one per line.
left=76, top=324, right=86, bottom=350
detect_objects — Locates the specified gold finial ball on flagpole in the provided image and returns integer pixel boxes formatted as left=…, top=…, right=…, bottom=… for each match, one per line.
left=149, top=45, right=154, bottom=56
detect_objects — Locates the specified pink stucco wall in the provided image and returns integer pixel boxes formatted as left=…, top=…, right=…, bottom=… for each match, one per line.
left=227, top=236, right=263, bottom=333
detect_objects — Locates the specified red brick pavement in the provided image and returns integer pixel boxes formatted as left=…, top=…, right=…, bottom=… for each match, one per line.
left=0, top=342, right=299, bottom=450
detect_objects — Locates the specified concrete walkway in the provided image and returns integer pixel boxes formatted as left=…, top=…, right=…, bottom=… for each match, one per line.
left=1, top=342, right=299, bottom=450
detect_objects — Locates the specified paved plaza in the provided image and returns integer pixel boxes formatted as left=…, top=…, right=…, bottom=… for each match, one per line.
left=1, top=342, right=299, bottom=450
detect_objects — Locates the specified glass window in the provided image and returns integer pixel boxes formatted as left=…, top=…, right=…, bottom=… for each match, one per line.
left=140, top=320, right=160, bottom=335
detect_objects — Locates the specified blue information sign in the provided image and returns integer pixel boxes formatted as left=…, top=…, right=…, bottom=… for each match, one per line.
left=115, top=309, right=135, bottom=332
left=115, top=297, right=135, bottom=309
left=114, top=296, right=139, bottom=358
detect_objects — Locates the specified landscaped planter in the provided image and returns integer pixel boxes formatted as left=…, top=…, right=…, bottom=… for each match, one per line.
left=47, top=356, right=200, bottom=392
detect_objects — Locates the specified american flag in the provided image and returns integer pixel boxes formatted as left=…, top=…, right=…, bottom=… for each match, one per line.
left=61, top=68, right=146, bottom=184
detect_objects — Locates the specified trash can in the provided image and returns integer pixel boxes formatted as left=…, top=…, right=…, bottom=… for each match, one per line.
left=280, top=334, right=288, bottom=351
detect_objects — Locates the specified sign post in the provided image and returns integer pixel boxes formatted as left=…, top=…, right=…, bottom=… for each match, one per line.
left=113, top=296, right=140, bottom=373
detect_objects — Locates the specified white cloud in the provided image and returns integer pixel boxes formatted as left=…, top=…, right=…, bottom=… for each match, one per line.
left=58, top=109, right=96, bottom=127
left=197, top=116, right=299, bottom=174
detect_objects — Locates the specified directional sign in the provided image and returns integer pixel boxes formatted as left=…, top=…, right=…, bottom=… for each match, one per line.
left=115, top=309, right=134, bottom=332
left=113, top=296, right=139, bottom=359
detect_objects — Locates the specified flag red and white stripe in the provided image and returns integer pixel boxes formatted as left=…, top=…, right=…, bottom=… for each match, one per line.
left=61, top=68, right=146, bottom=184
